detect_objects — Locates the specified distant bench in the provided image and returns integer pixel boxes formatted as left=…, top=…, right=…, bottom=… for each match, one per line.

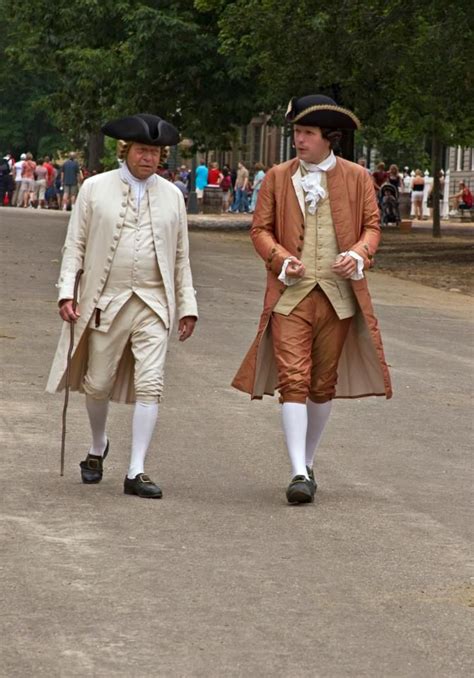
left=450, top=209, right=474, bottom=223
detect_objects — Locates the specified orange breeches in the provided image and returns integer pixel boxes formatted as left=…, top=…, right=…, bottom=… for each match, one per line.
left=271, top=288, right=352, bottom=404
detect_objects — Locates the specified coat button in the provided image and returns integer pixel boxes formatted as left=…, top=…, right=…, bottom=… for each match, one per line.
left=299, top=235, right=304, bottom=241
left=297, top=247, right=302, bottom=252
left=271, top=248, right=276, bottom=253
left=107, top=256, right=113, bottom=263
left=93, top=297, right=98, bottom=304
left=279, top=289, right=284, bottom=294
left=100, top=277, right=106, bottom=284
left=113, top=234, right=119, bottom=240
left=301, top=223, right=305, bottom=229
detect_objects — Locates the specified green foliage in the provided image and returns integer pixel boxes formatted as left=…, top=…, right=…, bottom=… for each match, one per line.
left=0, top=0, right=471, bottom=191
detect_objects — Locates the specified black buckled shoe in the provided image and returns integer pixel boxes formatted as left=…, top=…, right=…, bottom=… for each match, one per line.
left=124, top=473, right=162, bottom=498
left=286, top=474, right=315, bottom=504
left=79, top=440, right=109, bottom=484
left=306, top=466, right=318, bottom=493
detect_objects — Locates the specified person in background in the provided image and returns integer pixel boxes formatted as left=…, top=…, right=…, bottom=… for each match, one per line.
left=34, top=158, right=48, bottom=208
left=61, top=152, right=82, bottom=211
left=372, top=161, right=388, bottom=193
left=12, top=153, right=26, bottom=206
left=249, top=162, right=266, bottom=213
left=387, top=164, right=402, bottom=192
left=402, top=167, right=412, bottom=193
left=21, top=153, right=37, bottom=208
left=357, top=157, right=370, bottom=174
left=450, top=181, right=473, bottom=210
left=220, top=166, right=232, bottom=212
left=195, top=160, right=208, bottom=212
left=174, top=173, right=189, bottom=203
left=411, top=169, right=425, bottom=220
left=0, top=154, right=11, bottom=206
left=231, top=161, right=249, bottom=213
left=207, top=161, right=222, bottom=186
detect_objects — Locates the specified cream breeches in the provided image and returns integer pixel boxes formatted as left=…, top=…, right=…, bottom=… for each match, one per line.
left=83, top=295, right=169, bottom=403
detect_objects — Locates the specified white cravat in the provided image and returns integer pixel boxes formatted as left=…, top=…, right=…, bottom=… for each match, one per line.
left=300, top=151, right=337, bottom=215
left=119, top=162, right=157, bottom=209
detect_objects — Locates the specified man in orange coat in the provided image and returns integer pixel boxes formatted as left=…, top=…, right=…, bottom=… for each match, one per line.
left=232, top=94, right=392, bottom=505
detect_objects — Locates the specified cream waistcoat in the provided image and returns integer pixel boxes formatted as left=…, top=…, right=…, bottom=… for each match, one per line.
left=92, top=192, right=169, bottom=331
left=274, top=172, right=356, bottom=319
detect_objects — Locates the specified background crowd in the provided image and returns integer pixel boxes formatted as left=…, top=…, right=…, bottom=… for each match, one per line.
left=1, top=151, right=472, bottom=220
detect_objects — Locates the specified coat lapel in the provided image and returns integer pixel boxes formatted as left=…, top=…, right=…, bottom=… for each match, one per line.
left=290, top=164, right=305, bottom=218
left=327, top=159, right=354, bottom=251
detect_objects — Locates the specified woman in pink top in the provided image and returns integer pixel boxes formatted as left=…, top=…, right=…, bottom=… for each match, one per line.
left=21, top=153, right=37, bottom=207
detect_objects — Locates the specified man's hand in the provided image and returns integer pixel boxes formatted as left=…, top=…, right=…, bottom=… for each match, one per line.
left=178, top=316, right=197, bottom=342
left=332, top=254, right=357, bottom=279
left=286, top=256, right=306, bottom=278
left=59, top=299, right=80, bottom=323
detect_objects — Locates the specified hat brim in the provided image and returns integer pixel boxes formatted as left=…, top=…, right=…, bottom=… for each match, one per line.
left=287, top=104, right=361, bottom=130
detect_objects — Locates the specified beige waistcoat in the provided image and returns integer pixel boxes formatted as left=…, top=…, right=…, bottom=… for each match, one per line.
left=92, top=192, right=169, bottom=331
left=274, top=172, right=356, bottom=319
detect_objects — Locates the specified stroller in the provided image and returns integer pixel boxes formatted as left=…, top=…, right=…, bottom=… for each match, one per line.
left=379, top=183, right=401, bottom=226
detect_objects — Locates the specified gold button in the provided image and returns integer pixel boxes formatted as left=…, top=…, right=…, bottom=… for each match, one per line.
left=271, top=248, right=276, bottom=253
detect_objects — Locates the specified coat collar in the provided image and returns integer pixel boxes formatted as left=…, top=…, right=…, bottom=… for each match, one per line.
left=289, top=157, right=354, bottom=249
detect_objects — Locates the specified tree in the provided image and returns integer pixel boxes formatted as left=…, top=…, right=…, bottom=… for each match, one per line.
left=0, top=0, right=256, bottom=168
left=209, top=0, right=474, bottom=235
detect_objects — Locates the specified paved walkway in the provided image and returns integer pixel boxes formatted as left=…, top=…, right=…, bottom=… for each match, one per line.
left=1, top=209, right=473, bottom=677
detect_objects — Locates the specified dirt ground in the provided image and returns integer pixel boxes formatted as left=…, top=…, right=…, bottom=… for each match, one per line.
left=375, top=230, right=474, bottom=296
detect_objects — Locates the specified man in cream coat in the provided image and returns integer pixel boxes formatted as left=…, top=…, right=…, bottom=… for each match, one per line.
left=232, top=95, right=392, bottom=505
left=47, top=114, right=198, bottom=498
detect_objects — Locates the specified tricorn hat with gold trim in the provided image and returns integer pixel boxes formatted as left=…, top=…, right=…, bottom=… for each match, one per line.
left=102, top=113, right=180, bottom=147
left=285, top=94, right=361, bottom=130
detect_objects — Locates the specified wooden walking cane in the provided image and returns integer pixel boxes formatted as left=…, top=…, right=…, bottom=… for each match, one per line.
left=60, top=268, right=84, bottom=476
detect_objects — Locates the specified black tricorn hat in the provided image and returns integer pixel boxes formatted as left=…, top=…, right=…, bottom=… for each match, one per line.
left=285, top=94, right=361, bottom=130
left=102, top=113, right=180, bottom=146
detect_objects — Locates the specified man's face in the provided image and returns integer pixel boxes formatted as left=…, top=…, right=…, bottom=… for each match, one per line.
left=126, top=143, right=161, bottom=180
left=293, top=125, right=331, bottom=164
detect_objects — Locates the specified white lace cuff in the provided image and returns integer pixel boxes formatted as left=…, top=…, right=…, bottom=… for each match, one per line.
left=340, top=250, right=364, bottom=280
left=278, top=258, right=301, bottom=286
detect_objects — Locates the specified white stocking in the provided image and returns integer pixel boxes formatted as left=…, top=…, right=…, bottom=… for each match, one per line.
left=85, top=395, right=109, bottom=456
left=305, top=400, right=332, bottom=468
left=127, top=401, right=159, bottom=479
left=281, top=402, right=308, bottom=479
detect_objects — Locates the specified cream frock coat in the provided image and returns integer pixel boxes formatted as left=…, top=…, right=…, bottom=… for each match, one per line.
left=46, top=169, right=198, bottom=403
left=232, top=157, right=392, bottom=400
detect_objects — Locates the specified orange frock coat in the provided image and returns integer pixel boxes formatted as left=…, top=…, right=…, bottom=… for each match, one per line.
left=231, top=157, right=392, bottom=400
